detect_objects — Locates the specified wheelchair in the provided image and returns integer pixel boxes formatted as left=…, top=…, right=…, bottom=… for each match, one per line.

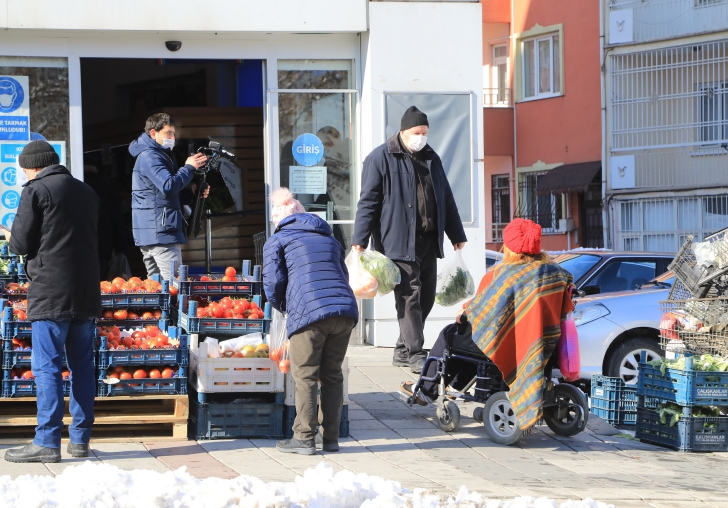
left=404, top=319, right=589, bottom=445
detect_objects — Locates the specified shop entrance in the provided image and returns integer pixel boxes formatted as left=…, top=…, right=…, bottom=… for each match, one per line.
left=80, top=58, right=265, bottom=278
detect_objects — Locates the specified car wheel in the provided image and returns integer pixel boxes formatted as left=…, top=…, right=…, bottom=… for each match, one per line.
left=606, top=337, right=663, bottom=386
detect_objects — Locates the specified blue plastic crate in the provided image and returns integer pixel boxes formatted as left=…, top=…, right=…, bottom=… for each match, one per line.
left=2, top=373, right=71, bottom=398
left=636, top=406, right=728, bottom=452
left=591, top=375, right=660, bottom=425
left=2, top=348, right=96, bottom=369
left=100, top=282, right=171, bottom=311
left=0, top=303, right=32, bottom=339
left=283, top=404, right=349, bottom=439
left=189, top=388, right=284, bottom=440
left=96, top=368, right=187, bottom=397
left=97, top=330, right=188, bottom=369
left=172, top=261, right=262, bottom=296
left=178, top=294, right=270, bottom=335
left=638, top=360, right=728, bottom=406
left=96, top=317, right=169, bottom=333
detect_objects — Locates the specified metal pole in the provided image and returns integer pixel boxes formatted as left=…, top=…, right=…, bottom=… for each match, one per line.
left=205, top=210, right=212, bottom=274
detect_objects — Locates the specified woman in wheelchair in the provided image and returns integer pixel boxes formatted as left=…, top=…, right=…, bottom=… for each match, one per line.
left=400, top=218, right=588, bottom=444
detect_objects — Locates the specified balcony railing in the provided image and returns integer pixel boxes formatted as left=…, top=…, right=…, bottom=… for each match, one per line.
left=483, top=88, right=512, bottom=107
left=609, top=0, right=728, bottom=45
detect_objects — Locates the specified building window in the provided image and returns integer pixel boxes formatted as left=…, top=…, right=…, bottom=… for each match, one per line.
left=617, top=195, right=728, bottom=252
left=491, top=174, right=510, bottom=241
left=516, top=171, right=562, bottom=232
left=522, top=34, right=560, bottom=99
left=700, top=84, right=728, bottom=144
left=486, top=44, right=510, bottom=107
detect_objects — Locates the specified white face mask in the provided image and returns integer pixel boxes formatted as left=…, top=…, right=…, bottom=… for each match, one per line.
left=161, top=138, right=175, bottom=150
left=405, top=134, right=427, bottom=152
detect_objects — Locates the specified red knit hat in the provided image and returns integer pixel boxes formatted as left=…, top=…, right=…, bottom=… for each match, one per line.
left=503, top=218, right=542, bottom=255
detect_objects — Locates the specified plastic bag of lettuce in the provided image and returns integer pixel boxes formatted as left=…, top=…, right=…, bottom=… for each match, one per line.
left=435, top=250, right=475, bottom=307
left=360, top=250, right=401, bottom=296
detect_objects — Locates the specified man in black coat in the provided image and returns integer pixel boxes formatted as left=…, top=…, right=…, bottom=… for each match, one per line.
left=352, top=107, right=467, bottom=373
left=4, top=140, right=101, bottom=463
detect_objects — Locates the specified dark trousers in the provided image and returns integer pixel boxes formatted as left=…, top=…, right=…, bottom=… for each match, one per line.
left=421, top=323, right=484, bottom=399
left=393, top=234, right=438, bottom=364
left=289, top=316, right=356, bottom=441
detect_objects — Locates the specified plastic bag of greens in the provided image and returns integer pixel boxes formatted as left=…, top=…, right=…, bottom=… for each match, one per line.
left=345, top=250, right=378, bottom=299
left=435, top=250, right=475, bottom=307
left=361, top=250, right=401, bottom=296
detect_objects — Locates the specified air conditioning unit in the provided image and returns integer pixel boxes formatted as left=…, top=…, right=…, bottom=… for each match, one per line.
left=559, top=218, right=575, bottom=233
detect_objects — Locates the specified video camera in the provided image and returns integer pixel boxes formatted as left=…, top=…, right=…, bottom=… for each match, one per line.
left=195, top=140, right=235, bottom=173
left=187, top=141, right=236, bottom=238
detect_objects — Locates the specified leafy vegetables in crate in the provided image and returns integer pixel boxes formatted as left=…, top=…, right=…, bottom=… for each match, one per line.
left=648, top=354, right=728, bottom=375
left=658, top=402, right=721, bottom=428
left=0, top=258, right=10, bottom=275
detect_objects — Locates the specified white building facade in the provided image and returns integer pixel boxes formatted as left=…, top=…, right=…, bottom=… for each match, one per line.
left=603, top=0, right=728, bottom=252
left=0, top=0, right=484, bottom=348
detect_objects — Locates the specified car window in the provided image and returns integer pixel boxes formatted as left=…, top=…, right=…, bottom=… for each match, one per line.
left=590, top=259, right=657, bottom=292
left=555, top=254, right=601, bottom=283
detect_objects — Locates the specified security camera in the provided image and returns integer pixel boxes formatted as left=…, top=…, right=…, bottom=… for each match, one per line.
left=165, top=41, right=182, bottom=52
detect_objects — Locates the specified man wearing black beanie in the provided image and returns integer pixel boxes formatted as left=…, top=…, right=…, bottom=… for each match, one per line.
left=352, top=106, right=467, bottom=373
left=4, top=140, right=101, bottom=463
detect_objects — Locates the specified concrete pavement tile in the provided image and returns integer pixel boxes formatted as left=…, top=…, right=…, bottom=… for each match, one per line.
left=197, top=439, right=255, bottom=452
left=348, top=409, right=376, bottom=420
left=89, top=442, right=171, bottom=474
left=645, top=501, right=715, bottom=508
left=348, top=429, right=403, bottom=441
left=380, top=418, right=436, bottom=429
left=350, top=419, right=389, bottom=430
left=44, top=450, right=100, bottom=476
left=144, top=441, right=239, bottom=479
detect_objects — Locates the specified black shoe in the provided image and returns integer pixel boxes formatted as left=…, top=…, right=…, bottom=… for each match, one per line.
left=4, top=443, right=61, bottom=463
left=392, top=356, right=409, bottom=367
left=276, top=438, right=316, bottom=455
left=314, top=432, right=339, bottom=452
left=400, top=381, right=428, bottom=406
left=410, top=357, right=426, bottom=374
left=67, top=442, right=89, bottom=458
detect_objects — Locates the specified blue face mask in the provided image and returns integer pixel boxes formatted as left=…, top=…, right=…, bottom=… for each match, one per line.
left=162, top=138, right=175, bottom=150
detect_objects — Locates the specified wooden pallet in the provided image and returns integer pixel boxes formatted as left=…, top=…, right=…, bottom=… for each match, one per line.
left=0, top=394, right=189, bottom=443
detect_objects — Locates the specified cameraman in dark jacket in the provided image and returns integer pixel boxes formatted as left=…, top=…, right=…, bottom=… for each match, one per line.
left=352, top=106, right=467, bottom=373
left=4, top=141, right=101, bottom=463
left=129, top=113, right=207, bottom=281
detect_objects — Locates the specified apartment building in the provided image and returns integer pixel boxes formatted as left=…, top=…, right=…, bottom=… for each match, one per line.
left=483, top=0, right=603, bottom=251
left=603, top=0, right=728, bottom=252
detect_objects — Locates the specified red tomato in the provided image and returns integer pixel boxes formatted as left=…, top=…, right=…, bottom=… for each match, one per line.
left=103, top=310, right=114, bottom=319
left=120, top=372, right=132, bottom=380
left=221, top=276, right=233, bottom=282
left=132, top=330, right=148, bottom=340
left=225, top=266, right=236, bottom=278
left=200, top=276, right=210, bottom=282
left=113, top=309, right=128, bottom=320
left=133, top=369, right=147, bottom=379
left=146, top=326, right=160, bottom=338
left=169, top=286, right=178, bottom=296
left=224, top=309, right=234, bottom=318
left=196, top=308, right=207, bottom=318
left=161, top=368, right=174, bottom=378
left=112, top=277, right=126, bottom=287
left=149, top=369, right=162, bottom=379
left=14, top=310, right=27, bottom=321
left=121, top=336, right=133, bottom=348
left=237, top=300, right=250, bottom=313
left=210, top=304, right=224, bottom=318
left=153, top=310, right=162, bottom=319
left=128, top=312, right=140, bottom=320
left=142, top=311, right=154, bottom=320
left=250, top=301, right=259, bottom=310
left=221, top=298, right=233, bottom=310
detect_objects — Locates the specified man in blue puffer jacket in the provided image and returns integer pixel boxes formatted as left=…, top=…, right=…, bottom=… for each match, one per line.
left=128, top=113, right=208, bottom=280
left=263, top=188, right=358, bottom=456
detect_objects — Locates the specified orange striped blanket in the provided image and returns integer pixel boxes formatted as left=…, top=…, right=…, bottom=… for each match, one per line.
left=467, top=261, right=573, bottom=430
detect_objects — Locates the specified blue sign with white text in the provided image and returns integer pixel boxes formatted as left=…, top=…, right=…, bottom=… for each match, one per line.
left=292, top=133, right=324, bottom=167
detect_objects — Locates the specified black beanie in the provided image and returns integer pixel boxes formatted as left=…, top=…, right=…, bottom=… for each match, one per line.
left=400, top=106, right=429, bottom=131
left=18, top=140, right=59, bottom=170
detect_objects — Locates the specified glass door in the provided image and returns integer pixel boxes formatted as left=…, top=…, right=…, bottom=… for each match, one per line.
left=270, top=59, right=358, bottom=250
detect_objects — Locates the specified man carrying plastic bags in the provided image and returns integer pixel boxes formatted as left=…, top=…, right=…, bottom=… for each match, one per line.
left=352, top=106, right=467, bottom=373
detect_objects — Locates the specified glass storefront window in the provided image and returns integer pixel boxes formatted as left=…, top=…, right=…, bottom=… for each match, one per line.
left=278, top=60, right=353, bottom=90
left=277, top=91, right=357, bottom=248
left=0, top=57, right=69, bottom=228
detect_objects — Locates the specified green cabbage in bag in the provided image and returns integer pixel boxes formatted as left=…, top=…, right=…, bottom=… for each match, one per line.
left=435, top=251, right=475, bottom=307
left=360, top=250, right=401, bottom=296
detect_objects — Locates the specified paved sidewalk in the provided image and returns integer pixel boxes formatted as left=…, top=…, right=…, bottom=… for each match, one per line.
left=2, top=344, right=727, bottom=508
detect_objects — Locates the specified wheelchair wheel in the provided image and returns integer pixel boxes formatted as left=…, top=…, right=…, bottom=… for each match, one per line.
left=435, top=399, right=461, bottom=432
left=544, top=384, right=588, bottom=437
left=483, top=391, right=522, bottom=445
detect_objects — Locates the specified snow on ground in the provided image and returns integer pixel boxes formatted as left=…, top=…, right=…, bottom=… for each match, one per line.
left=0, top=461, right=613, bottom=508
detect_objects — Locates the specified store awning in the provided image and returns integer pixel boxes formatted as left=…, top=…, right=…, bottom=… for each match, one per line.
left=536, top=161, right=602, bottom=195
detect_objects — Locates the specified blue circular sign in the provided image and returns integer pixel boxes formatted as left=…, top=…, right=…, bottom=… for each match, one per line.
left=291, top=133, right=324, bottom=167
left=0, top=77, right=24, bottom=113
left=1, top=167, right=16, bottom=186
left=2, top=190, right=20, bottom=209
left=2, top=213, right=15, bottom=228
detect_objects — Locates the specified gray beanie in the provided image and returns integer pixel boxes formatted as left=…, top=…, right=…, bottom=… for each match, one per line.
left=18, top=140, right=59, bottom=169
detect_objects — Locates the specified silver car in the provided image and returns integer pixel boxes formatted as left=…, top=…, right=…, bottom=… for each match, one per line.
left=572, top=271, right=674, bottom=385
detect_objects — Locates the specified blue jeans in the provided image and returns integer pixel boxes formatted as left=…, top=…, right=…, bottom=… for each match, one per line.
left=31, top=318, right=96, bottom=448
